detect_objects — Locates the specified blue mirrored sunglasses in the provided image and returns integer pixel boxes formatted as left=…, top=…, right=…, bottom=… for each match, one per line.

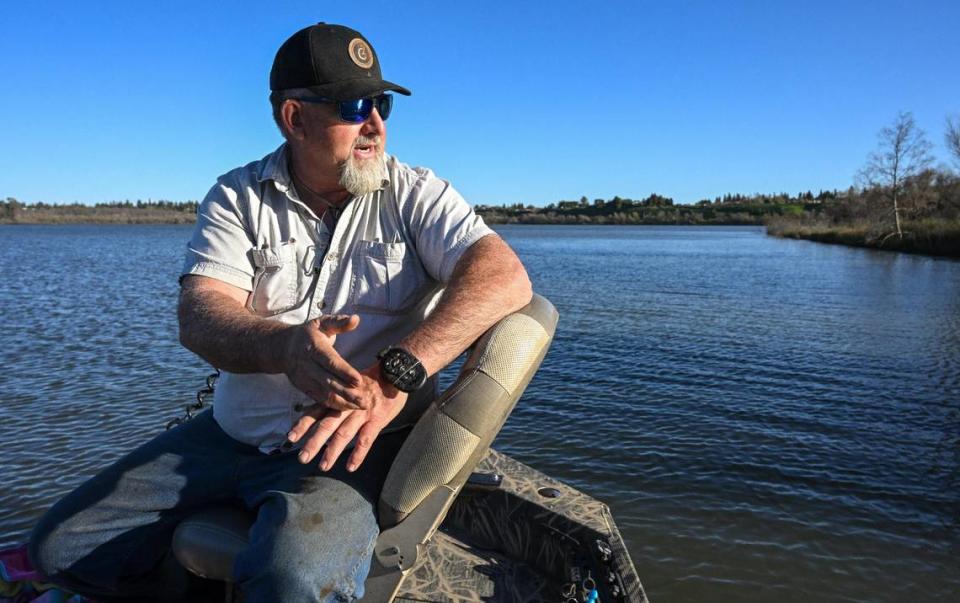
left=290, top=93, right=393, bottom=123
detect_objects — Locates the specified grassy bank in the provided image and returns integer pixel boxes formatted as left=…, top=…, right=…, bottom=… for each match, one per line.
left=766, top=216, right=960, bottom=257
left=762, top=168, right=960, bottom=258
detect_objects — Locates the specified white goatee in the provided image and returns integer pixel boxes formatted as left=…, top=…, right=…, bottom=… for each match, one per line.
left=339, top=135, right=387, bottom=197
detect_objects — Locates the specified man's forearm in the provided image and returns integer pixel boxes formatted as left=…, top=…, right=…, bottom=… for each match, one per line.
left=399, top=234, right=533, bottom=376
left=178, top=283, right=290, bottom=373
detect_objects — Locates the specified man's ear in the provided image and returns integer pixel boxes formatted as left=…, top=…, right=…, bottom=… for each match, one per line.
left=280, top=100, right=306, bottom=141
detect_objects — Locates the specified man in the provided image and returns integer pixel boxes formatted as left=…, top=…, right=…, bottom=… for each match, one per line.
left=29, top=22, right=531, bottom=602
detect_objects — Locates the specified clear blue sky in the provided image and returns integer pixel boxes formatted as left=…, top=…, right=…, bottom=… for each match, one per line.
left=2, top=0, right=958, bottom=206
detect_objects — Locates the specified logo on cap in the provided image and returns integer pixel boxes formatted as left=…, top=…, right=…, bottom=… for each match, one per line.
left=348, top=38, right=374, bottom=69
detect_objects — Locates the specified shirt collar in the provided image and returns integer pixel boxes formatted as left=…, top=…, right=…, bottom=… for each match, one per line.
left=256, top=142, right=391, bottom=192
left=256, top=143, right=294, bottom=190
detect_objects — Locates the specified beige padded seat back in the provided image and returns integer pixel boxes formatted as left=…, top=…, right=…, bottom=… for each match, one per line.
left=378, top=294, right=558, bottom=526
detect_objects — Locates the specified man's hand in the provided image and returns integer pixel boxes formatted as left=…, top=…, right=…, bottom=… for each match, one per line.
left=283, top=314, right=370, bottom=410
left=286, top=365, right=408, bottom=472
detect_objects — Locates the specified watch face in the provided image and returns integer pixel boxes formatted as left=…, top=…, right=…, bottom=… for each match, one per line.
left=383, top=354, right=401, bottom=372
left=379, top=347, right=426, bottom=392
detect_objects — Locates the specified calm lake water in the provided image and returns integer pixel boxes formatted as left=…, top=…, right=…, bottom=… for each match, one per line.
left=1, top=224, right=958, bottom=601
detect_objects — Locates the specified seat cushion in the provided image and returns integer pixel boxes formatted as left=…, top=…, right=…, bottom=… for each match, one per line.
left=172, top=507, right=253, bottom=581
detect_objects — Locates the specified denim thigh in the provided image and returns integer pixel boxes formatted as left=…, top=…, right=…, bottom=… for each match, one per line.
left=234, top=428, right=408, bottom=603
left=29, top=410, right=244, bottom=601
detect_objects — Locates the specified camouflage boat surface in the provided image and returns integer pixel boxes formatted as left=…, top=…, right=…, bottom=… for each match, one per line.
left=395, top=449, right=647, bottom=603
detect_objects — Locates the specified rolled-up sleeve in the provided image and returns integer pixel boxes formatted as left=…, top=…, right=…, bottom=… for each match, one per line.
left=180, top=181, right=256, bottom=290
left=400, top=168, right=494, bottom=283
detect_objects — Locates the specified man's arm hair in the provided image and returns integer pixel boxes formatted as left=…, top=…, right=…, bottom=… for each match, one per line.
left=178, top=275, right=290, bottom=373
left=398, top=234, right=533, bottom=376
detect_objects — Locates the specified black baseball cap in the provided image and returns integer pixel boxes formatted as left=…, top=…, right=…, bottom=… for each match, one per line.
left=270, top=23, right=411, bottom=100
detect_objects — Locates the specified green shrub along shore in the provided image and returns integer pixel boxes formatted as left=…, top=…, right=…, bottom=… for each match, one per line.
left=476, top=193, right=813, bottom=226
left=766, top=216, right=960, bottom=257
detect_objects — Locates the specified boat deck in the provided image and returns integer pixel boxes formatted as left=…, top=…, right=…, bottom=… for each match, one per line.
left=392, top=450, right=648, bottom=603
left=396, top=528, right=550, bottom=602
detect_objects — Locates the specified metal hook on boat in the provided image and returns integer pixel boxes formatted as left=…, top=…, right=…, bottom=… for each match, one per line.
left=583, top=578, right=596, bottom=591
left=579, top=571, right=599, bottom=603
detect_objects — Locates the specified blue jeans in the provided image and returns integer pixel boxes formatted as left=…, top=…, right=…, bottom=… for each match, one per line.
left=28, top=410, right=406, bottom=602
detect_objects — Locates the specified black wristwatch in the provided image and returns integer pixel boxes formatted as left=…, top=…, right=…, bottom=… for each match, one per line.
left=377, top=346, right=427, bottom=393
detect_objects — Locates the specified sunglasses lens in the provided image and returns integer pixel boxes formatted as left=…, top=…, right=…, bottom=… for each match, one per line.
left=338, top=98, right=372, bottom=123
left=376, top=94, right=393, bottom=121
left=336, top=95, right=392, bottom=123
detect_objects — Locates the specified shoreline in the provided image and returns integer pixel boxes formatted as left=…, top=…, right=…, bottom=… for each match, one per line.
left=766, top=222, right=960, bottom=258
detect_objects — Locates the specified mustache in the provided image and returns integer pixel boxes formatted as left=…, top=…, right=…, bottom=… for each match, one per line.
left=353, top=135, right=381, bottom=148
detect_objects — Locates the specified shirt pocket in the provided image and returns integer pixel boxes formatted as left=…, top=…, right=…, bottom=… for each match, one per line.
left=349, top=240, right=425, bottom=314
left=247, top=242, right=301, bottom=316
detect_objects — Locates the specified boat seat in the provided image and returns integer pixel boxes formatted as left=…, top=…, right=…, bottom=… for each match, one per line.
left=172, top=293, right=559, bottom=601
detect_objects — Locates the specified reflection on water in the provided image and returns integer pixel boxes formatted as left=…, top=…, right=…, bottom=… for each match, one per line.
left=1, top=224, right=958, bottom=601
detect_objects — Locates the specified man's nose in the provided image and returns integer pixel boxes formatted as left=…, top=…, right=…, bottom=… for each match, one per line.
left=361, top=106, right=385, bottom=136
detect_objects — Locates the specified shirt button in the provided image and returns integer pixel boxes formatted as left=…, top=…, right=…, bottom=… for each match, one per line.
left=316, top=300, right=325, bottom=309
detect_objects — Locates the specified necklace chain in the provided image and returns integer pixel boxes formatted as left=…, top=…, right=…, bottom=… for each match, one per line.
left=290, top=164, right=346, bottom=219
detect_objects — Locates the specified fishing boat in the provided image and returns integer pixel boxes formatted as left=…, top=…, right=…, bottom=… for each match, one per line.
left=169, top=295, right=649, bottom=601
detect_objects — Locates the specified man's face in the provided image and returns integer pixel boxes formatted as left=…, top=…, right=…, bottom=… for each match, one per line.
left=299, top=101, right=388, bottom=196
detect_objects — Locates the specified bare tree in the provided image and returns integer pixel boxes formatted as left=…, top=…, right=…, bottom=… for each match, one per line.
left=947, top=114, right=960, bottom=168
left=858, top=111, right=934, bottom=240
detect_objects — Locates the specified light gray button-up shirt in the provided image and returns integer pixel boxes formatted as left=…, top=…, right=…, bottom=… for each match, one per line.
left=181, top=144, right=494, bottom=452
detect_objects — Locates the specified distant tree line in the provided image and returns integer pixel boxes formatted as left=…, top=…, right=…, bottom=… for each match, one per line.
left=1, top=198, right=199, bottom=224
left=475, top=191, right=822, bottom=225
left=95, top=199, right=199, bottom=212
left=698, top=189, right=838, bottom=205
